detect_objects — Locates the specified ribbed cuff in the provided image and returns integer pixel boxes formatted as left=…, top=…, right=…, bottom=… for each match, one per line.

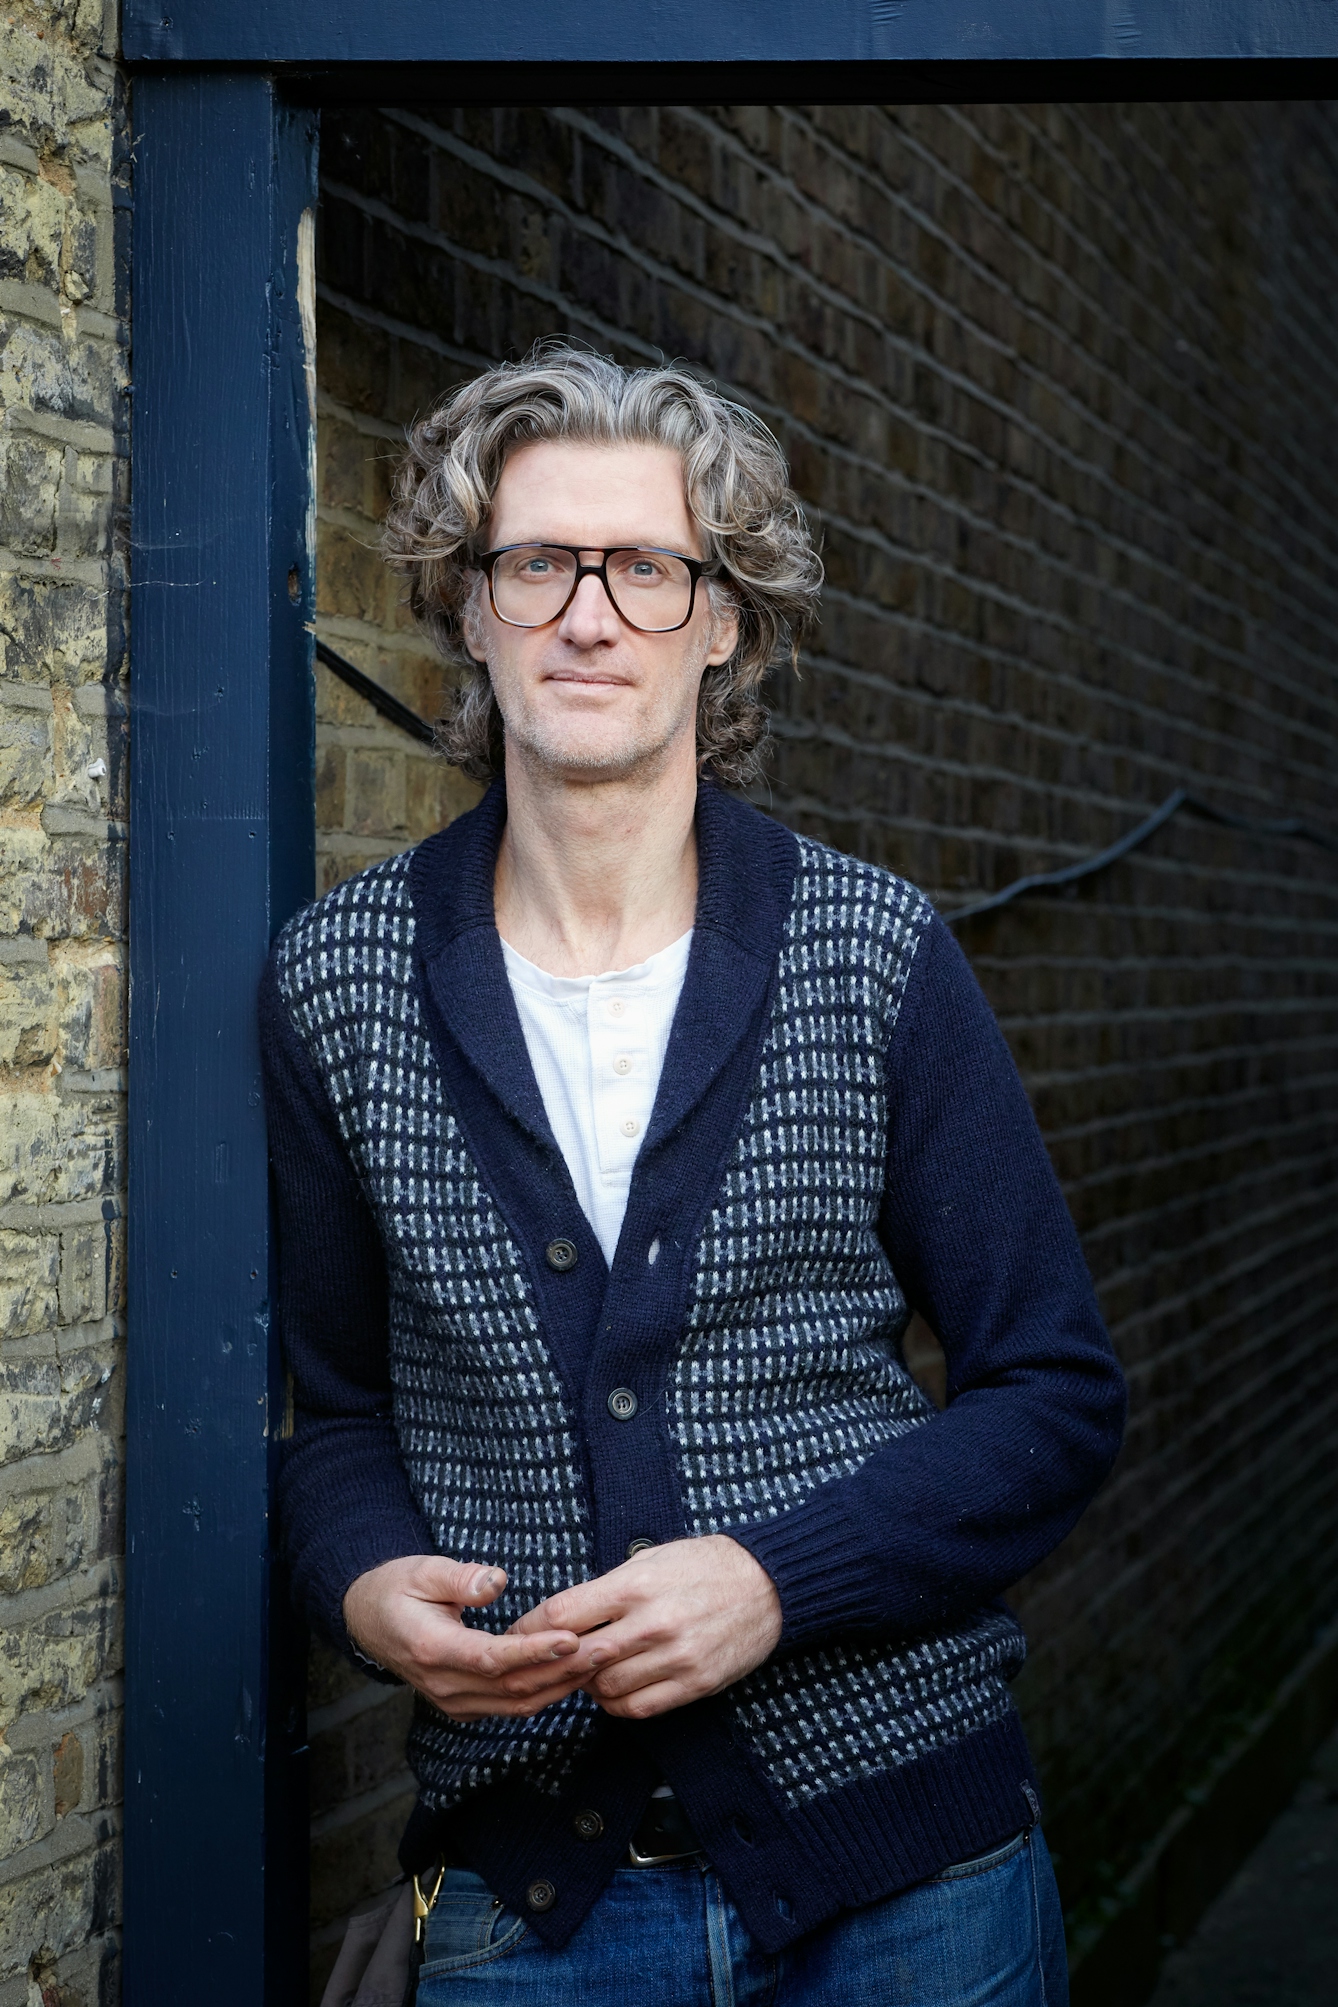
left=306, top=1510, right=438, bottom=1668
left=727, top=1489, right=891, bottom=1649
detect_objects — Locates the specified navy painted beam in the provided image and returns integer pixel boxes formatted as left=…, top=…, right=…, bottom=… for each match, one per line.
left=122, top=0, right=1338, bottom=65
left=125, top=73, right=317, bottom=2007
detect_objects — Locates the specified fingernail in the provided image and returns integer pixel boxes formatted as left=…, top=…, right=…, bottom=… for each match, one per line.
left=550, top=1641, right=576, bottom=1658
left=471, top=1568, right=501, bottom=1595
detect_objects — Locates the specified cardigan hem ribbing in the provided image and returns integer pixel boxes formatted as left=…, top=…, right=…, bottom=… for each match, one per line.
left=402, top=1707, right=1041, bottom=1953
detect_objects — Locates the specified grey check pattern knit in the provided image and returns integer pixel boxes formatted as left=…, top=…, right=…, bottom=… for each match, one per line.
left=273, top=834, right=1026, bottom=1814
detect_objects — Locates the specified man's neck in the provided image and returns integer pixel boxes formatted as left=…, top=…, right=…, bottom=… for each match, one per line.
left=493, top=744, right=699, bottom=979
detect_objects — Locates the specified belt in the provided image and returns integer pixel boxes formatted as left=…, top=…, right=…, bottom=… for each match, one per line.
left=626, top=1791, right=701, bottom=1867
left=408, top=1790, right=702, bottom=1878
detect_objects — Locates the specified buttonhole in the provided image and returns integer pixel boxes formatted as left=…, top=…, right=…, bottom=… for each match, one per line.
left=731, top=1813, right=754, bottom=1845
left=647, top=1237, right=660, bottom=1266
left=774, top=1893, right=792, bottom=1919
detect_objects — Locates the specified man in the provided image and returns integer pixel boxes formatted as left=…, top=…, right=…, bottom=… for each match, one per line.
left=262, top=343, right=1126, bottom=2004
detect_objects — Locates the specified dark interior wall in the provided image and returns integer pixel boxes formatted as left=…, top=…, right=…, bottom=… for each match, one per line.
left=308, top=99, right=1338, bottom=1994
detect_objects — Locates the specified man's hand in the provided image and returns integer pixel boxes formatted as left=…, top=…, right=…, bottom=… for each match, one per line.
left=502, top=1536, right=782, bottom=1720
left=343, top=1556, right=592, bottom=1720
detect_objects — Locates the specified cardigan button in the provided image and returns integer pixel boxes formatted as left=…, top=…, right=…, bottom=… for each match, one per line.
left=526, top=1879, right=557, bottom=1912
left=607, top=1387, right=638, bottom=1421
left=572, top=1808, right=604, bottom=1840
left=626, top=1538, right=655, bottom=1559
left=545, top=1238, right=578, bottom=1272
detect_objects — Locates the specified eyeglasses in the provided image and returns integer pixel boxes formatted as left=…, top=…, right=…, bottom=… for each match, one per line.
left=476, top=544, right=708, bottom=634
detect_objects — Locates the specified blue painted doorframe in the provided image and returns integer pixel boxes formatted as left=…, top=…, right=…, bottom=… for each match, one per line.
left=121, top=0, right=1338, bottom=67
left=121, top=5, right=1338, bottom=2002
left=125, top=73, right=316, bottom=2007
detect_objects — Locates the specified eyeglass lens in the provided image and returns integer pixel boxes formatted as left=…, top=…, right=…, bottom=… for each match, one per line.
left=490, top=547, right=694, bottom=632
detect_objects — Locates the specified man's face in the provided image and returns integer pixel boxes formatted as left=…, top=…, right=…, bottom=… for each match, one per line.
left=474, top=439, right=738, bottom=783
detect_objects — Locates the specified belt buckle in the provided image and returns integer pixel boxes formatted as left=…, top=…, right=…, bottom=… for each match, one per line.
left=626, top=1835, right=700, bottom=1867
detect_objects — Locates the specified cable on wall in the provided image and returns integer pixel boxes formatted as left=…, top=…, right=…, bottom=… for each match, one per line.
left=316, top=638, right=436, bottom=745
left=945, top=788, right=1338, bottom=926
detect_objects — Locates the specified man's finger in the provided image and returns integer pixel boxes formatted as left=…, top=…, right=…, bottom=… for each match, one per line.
left=401, top=1617, right=579, bottom=1683
left=407, top=1556, right=508, bottom=1608
left=584, top=1646, right=676, bottom=1700
left=496, top=1621, right=632, bottom=1687
left=475, top=1665, right=591, bottom=1710
left=462, top=1628, right=582, bottom=1678
left=497, top=1648, right=612, bottom=1699
left=593, top=1678, right=689, bottom=1721
left=425, top=1667, right=589, bottom=1714
left=508, top=1577, right=628, bottom=1636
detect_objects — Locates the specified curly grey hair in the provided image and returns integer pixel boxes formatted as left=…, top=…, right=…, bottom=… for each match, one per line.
left=382, top=342, right=823, bottom=786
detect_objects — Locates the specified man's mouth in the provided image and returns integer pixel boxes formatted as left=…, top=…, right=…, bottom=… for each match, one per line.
left=542, top=669, right=635, bottom=688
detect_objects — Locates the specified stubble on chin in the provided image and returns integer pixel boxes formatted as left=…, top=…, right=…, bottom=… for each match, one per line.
left=506, top=708, right=684, bottom=785
left=496, top=659, right=707, bottom=787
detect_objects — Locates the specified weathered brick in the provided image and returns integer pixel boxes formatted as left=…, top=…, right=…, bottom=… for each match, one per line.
left=0, top=1228, right=61, bottom=1338
left=53, top=945, right=124, bottom=1071
left=52, top=1727, right=84, bottom=1817
left=309, top=1688, right=414, bottom=1818
left=0, top=429, right=62, bottom=552
left=0, top=1349, right=114, bottom=1465
left=0, top=688, right=53, bottom=806
left=404, top=754, right=479, bottom=841
left=0, top=163, right=67, bottom=290
left=0, top=1830, right=120, bottom=1987
left=0, top=1740, right=44, bottom=1855
left=345, top=747, right=405, bottom=837
left=314, top=741, right=347, bottom=830
left=0, top=1487, right=56, bottom=1594
left=0, top=1580, right=121, bottom=1723
left=0, top=1086, right=121, bottom=1205
left=57, top=1222, right=107, bottom=1324
left=0, top=572, right=113, bottom=687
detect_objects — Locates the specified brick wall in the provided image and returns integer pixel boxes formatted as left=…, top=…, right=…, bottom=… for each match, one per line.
left=310, top=99, right=1338, bottom=1992
left=0, top=5, right=127, bottom=2004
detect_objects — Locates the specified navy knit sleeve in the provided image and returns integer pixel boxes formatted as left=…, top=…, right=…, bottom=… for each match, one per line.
left=730, top=908, right=1127, bottom=1649
left=260, top=957, right=436, bottom=1659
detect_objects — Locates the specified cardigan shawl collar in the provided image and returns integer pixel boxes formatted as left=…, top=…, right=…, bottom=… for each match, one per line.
left=408, top=776, right=798, bottom=1159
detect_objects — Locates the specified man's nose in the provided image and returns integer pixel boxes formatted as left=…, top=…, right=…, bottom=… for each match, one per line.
left=558, top=570, right=621, bottom=642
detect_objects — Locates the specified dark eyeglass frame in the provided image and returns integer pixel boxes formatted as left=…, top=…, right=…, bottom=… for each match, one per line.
left=475, top=543, right=709, bottom=634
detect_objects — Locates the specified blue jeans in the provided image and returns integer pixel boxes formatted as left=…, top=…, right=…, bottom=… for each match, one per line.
left=418, top=1827, right=1069, bottom=2005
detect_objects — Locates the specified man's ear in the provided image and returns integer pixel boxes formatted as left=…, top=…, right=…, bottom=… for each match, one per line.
left=704, top=593, right=740, bottom=668
left=460, top=571, right=489, bottom=661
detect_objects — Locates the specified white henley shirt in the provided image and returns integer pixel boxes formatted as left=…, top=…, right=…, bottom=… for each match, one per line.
left=500, top=929, right=693, bottom=1267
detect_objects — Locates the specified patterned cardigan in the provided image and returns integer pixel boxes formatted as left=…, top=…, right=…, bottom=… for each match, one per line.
left=261, top=780, right=1125, bottom=1951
